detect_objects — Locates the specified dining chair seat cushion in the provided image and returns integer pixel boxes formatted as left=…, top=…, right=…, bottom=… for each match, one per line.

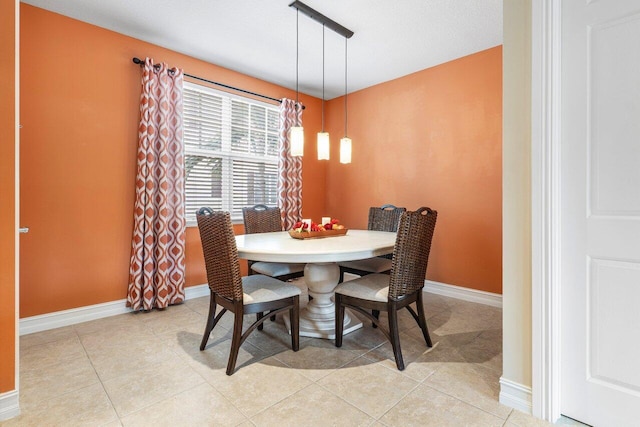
left=335, top=273, right=389, bottom=303
left=338, top=257, right=392, bottom=274
left=250, top=261, right=305, bottom=277
left=242, top=274, right=302, bottom=305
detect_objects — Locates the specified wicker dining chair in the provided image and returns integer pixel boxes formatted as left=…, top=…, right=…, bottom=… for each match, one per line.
left=334, top=207, right=437, bottom=370
left=338, top=204, right=406, bottom=283
left=242, top=204, right=305, bottom=282
left=196, top=208, right=300, bottom=375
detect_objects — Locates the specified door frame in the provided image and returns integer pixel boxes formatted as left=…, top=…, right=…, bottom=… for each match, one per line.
left=531, top=0, right=562, bottom=422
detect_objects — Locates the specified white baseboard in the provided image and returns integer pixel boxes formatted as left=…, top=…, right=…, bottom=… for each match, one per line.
left=499, top=377, right=532, bottom=414
left=184, top=283, right=210, bottom=299
left=19, top=284, right=210, bottom=336
left=20, top=299, right=132, bottom=336
left=423, top=279, right=502, bottom=308
left=0, top=390, right=20, bottom=421
left=19, top=279, right=502, bottom=335
left=346, top=274, right=503, bottom=308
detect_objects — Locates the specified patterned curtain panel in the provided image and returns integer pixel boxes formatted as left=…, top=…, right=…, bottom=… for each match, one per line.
left=277, top=98, right=303, bottom=230
left=127, top=57, right=186, bottom=311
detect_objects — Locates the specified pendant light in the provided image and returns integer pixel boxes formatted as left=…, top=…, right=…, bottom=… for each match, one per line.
left=340, top=37, right=352, bottom=164
left=317, top=24, right=330, bottom=160
left=289, top=1, right=354, bottom=162
left=290, top=9, right=304, bottom=157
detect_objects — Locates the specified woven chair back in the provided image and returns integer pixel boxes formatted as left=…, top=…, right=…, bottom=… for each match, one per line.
left=196, top=208, right=244, bottom=301
left=388, top=207, right=438, bottom=299
left=242, top=204, right=283, bottom=234
left=368, top=204, right=407, bottom=260
left=368, top=204, right=406, bottom=232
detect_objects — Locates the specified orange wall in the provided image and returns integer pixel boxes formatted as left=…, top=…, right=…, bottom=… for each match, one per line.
left=0, top=0, right=17, bottom=392
left=326, top=47, right=503, bottom=294
left=20, top=5, right=326, bottom=317
left=20, top=4, right=503, bottom=319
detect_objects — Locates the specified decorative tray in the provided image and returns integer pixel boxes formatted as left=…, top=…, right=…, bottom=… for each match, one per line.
left=288, top=228, right=348, bottom=240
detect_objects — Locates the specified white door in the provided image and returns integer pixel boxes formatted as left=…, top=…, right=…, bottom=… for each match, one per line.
left=561, top=0, right=640, bottom=425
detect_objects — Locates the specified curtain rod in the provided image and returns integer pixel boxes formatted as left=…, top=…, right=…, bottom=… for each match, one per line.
left=132, top=57, right=305, bottom=109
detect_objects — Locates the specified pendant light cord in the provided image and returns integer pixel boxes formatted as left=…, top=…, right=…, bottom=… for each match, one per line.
left=344, top=37, right=348, bottom=137
left=295, top=9, right=300, bottom=123
left=321, top=24, right=325, bottom=132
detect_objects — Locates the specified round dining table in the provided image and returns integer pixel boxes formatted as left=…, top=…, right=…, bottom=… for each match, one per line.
left=235, top=229, right=396, bottom=339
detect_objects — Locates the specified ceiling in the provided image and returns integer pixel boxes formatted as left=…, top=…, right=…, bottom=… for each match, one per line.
left=22, top=0, right=503, bottom=100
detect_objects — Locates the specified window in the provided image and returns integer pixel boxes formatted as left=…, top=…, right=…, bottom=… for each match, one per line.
left=183, top=82, right=280, bottom=224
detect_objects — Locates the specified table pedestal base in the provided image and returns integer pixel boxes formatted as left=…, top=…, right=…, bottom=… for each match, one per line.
left=284, top=307, right=362, bottom=339
left=283, top=261, right=363, bottom=339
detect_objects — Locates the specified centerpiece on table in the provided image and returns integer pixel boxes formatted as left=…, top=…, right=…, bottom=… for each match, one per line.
left=288, top=218, right=348, bottom=239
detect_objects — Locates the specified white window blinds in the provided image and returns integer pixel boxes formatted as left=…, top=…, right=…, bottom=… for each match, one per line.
left=183, top=82, right=279, bottom=223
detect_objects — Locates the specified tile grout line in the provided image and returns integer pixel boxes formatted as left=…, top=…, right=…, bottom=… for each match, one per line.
left=313, top=357, right=425, bottom=422
left=247, top=381, right=318, bottom=423
left=160, top=336, right=255, bottom=424
left=376, top=363, right=435, bottom=423
left=303, top=381, right=376, bottom=423
left=80, top=320, right=209, bottom=423
left=419, top=382, right=512, bottom=422
left=19, top=332, right=115, bottom=416
left=13, top=292, right=514, bottom=426
left=76, top=329, right=122, bottom=424
left=502, top=408, right=515, bottom=427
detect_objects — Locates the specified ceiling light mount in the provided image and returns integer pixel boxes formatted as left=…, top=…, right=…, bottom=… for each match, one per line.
left=289, top=1, right=354, bottom=39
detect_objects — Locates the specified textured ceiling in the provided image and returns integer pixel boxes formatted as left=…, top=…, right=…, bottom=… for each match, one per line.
left=22, top=0, right=503, bottom=99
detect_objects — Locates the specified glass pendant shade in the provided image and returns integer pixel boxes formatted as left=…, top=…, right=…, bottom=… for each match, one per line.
left=291, top=126, right=304, bottom=156
left=340, top=137, right=352, bottom=164
left=317, top=132, right=330, bottom=160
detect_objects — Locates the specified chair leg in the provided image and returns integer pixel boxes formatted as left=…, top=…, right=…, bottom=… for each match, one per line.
left=388, top=306, right=405, bottom=370
left=338, top=269, right=345, bottom=283
left=416, top=291, right=433, bottom=347
left=226, top=306, right=244, bottom=376
left=257, top=312, right=264, bottom=331
left=335, top=294, right=345, bottom=347
left=200, top=295, right=217, bottom=351
left=372, top=310, right=380, bottom=328
left=290, top=296, right=300, bottom=351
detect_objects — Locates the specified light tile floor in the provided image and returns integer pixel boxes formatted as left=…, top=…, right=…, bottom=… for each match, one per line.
left=2, top=287, right=586, bottom=426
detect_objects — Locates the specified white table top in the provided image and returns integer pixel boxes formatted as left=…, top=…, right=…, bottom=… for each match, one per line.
left=235, top=229, right=396, bottom=263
